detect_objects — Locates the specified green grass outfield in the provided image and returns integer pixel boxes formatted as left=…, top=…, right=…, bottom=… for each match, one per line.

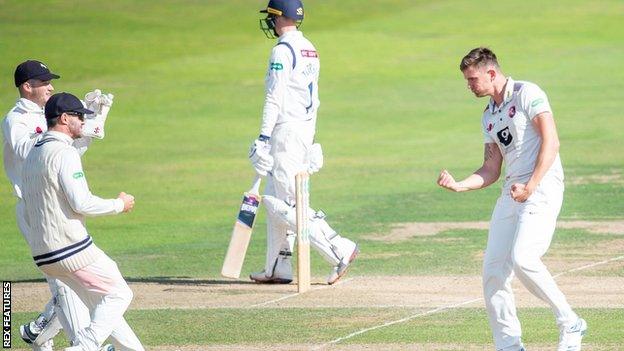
left=1, top=0, right=623, bottom=349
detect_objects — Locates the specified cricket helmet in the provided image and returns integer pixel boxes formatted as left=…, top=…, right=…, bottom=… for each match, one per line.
left=259, top=0, right=304, bottom=38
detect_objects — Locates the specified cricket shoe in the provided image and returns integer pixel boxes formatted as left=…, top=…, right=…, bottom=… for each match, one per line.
left=250, top=270, right=293, bottom=284
left=327, top=244, right=359, bottom=285
left=558, top=318, right=587, bottom=351
left=20, top=314, right=47, bottom=344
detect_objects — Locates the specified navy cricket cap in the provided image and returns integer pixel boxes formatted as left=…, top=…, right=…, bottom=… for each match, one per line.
left=45, top=92, right=93, bottom=119
left=14, top=60, right=60, bottom=87
left=260, top=0, right=304, bottom=20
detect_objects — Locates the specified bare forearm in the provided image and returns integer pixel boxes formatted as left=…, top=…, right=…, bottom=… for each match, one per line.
left=527, top=139, right=559, bottom=190
left=456, top=167, right=500, bottom=192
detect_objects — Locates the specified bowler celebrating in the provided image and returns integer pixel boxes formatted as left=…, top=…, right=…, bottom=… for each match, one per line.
left=437, top=47, right=586, bottom=351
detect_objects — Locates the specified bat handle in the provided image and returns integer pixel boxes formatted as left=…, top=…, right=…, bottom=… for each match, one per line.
left=249, top=175, right=262, bottom=195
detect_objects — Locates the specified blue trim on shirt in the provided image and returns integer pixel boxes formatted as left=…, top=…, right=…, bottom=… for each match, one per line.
left=34, top=138, right=56, bottom=147
left=276, top=42, right=296, bottom=69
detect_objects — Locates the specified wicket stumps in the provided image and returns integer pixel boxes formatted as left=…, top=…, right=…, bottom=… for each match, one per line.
left=295, top=172, right=311, bottom=293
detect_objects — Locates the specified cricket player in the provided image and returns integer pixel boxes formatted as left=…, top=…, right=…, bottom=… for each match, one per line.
left=20, top=92, right=144, bottom=351
left=2, top=60, right=128, bottom=351
left=248, top=0, right=359, bottom=284
left=2, top=60, right=113, bottom=350
left=437, top=47, right=586, bottom=351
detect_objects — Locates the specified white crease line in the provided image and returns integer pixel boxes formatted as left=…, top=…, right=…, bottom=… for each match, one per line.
left=248, top=277, right=355, bottom=308
left=553, top=255, right=624, bottom=278
left=312, top=255, right=624, bottom=350
left=311, top=297, right=482, bottom=351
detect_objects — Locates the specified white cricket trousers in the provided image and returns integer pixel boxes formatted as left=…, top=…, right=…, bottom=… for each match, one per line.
left=483, top=177, right=578, bottom=351
left=17, top=199, right=91, bottom=343
left=40, top=248, right=144, bottom=351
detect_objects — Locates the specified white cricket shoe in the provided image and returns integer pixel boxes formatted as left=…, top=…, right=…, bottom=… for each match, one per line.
left=20, top=314, right=46, bottom=344
left=250, top=270, right=293, bottom=284
left=558, top=318, right=587, bottom=351
left=327, top=244, right=359, bottom=285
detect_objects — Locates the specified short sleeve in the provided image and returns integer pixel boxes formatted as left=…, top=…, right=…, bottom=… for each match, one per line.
left=482, top=116, right=495, bottom=144
left=520, top=83, right=552, bottom=120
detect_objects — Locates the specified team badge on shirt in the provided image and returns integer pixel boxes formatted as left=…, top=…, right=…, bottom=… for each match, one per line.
left=35, top=127, right=43, bottom=134
left=508, top=106, right=516, bottom=118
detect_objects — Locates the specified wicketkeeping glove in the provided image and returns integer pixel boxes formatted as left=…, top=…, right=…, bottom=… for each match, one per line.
left=307, top=143, right=323, bottom=175
left=249, top=137, right=273, bottom=176
left=82, top=89, right=114, bottom=139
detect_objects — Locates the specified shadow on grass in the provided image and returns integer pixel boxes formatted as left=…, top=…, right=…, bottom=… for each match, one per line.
left=12, top=276, right=257, bottom=285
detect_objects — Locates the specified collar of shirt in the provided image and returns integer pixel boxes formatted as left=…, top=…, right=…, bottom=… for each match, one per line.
left=16, top=98, right=44, bottom=115
left=488, top=77, right=515, bottom=114
left=45, top=130, right=74, bottom=145
left=278, top=30, right=302, bottom=41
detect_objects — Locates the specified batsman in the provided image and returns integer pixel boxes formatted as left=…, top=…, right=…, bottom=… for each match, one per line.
left=248, top=0, right=359, bottom=285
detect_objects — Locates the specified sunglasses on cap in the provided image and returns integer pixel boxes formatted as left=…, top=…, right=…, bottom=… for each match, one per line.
left=65, top=112, right=85, bottom=121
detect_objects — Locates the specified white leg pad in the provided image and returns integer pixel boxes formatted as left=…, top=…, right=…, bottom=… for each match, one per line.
left=261, top=177, right=293, bottom=280
left=263, top=195, right=356, bottom=266
left=309, top=212, right=357, bottom=266
left=264, top=209, right=294, bottom=280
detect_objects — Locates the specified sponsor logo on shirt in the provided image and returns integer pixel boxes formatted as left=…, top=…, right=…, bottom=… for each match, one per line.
left=531, top=98, right=544, bottom=107
left=269, top=62, right=283, bottom=70
left=301, top=50, right=318, bottom=58
left=73, top=171, right=84, bottom=179
left=496, top=127, right=513, bottom=146
left=508, top=106, right=516, bottom=118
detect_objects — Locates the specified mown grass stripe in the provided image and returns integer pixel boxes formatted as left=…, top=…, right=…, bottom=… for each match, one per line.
left=315, top=254, right=624, bottom=349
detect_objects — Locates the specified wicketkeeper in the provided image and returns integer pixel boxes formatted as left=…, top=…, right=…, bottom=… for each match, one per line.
left=2, top=60, right=115, bottom=350
left=249, top=0, right=359, bottom=285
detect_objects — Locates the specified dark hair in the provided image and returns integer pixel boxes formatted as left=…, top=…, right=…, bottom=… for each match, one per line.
left=46, top=116, right=60, bottom=129
left=460, top=47, right=499, bottom=71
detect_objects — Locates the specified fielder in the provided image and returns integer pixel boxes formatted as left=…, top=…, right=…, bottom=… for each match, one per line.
left=249, top=0, right=359, bottom=284
left=2, top=60, right=113, bottom=350
left=21, top=92, right=144, bottom=351
left=437, top=47, right=586, bottom=351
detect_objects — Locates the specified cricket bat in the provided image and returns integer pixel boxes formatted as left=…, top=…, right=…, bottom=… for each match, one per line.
left=221, top=175, right=262, bottom=279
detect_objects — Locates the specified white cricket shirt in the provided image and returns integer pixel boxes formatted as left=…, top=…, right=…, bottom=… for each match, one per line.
left=2, top=98, right=91, bottom=199
left=260, top=30, right=320, bottom=138
left=481, top=77, right=564, bottom=188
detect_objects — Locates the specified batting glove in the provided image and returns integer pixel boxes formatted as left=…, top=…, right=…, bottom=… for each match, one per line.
left=307, top=143, right=323, bottom=175
left=249, top=136, right=273, bottom=176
